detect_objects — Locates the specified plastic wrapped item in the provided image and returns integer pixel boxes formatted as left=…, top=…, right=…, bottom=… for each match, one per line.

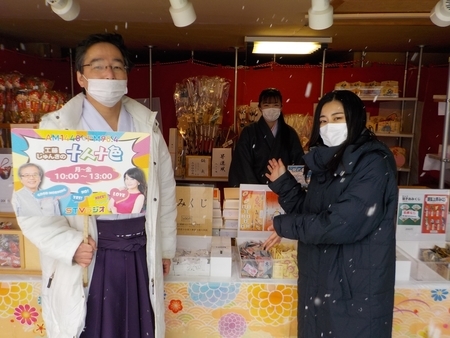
left=174, top=76, right=230, bottom=156
left=0, top=72, right=68, bottom=123
left=239, top=240, right=273, bottom=278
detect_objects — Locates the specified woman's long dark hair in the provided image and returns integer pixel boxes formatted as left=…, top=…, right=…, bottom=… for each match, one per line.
left=124, top=167, right=147, bottom=211
left=309, top=90, right=373, bottom=173
left=124, top=167, right=147, bottom=196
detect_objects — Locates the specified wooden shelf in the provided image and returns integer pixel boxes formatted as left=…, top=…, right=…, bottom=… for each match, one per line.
left=359, top=96, right=417, bottom=102
left=433, top=95, right=447, bottom=102
left=375, top=132, right=413, bottom=138
left=175, top=176, right=228, bottom=183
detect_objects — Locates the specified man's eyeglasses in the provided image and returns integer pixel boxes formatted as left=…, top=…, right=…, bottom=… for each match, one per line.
left=20, top=173, right=40, bottom=178
left=82, top=62, right=127, bottom=74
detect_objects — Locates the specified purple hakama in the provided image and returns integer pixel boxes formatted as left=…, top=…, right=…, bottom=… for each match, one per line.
left=80, top=216, right=155, bottom=338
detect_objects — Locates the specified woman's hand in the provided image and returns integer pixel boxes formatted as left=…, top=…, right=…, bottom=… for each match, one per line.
left=265, top=158, right=286, bottom=182
left=263, top=225, right=282, bottom=250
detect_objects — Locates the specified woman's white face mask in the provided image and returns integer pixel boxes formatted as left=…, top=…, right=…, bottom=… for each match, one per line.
left=262, top=108, right=281, bottom=122
left=320, top=123, right=348, bottom=147
left=83, top=75, right=128, bottom=107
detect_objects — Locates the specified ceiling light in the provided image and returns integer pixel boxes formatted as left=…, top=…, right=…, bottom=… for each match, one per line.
left=430, top=0, right=450, bottom=27
left=308, top=0, right=333, bottom=30
left=169, top=0, right=196, bottom=27
left=245, top=36, right=332, bottom=55
left=46, top=0, right=80, bottom=21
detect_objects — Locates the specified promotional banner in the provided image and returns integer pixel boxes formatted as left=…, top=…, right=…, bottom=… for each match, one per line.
left=397, top=188, right=450, bottom=241
left=11, top=128, right=150, bottom=216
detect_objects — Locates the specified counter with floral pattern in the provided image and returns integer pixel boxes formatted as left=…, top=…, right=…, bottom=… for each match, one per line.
left=1, top=277, right=450, bottom=337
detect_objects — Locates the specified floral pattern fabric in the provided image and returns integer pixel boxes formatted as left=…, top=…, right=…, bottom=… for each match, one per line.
left=1, top=280, right=450, bottom=337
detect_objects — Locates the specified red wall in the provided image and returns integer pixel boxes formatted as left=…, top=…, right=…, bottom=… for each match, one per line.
left=1, top=48, right=447, bottom=186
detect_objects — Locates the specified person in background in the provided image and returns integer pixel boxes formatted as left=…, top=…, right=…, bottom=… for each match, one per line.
left=109, top=167, right=147, bottom=214
left=228, top=88, right=304, bottom=187
left=12, top=163, right=61, bottom=216
left=13, top=33, right=177, bottom=338
left=263, top=90, right=398, bottom=338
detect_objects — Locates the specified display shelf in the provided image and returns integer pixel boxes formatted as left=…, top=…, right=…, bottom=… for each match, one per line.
left=433, top=94, right=447, bottom=102
left=359, top=96, right=417, bottom=102
left=175, top=176, right=228, bottom=182
left=0, top=212, right=41, bottom=274
left=323, top=49, right=423, bottom=185
left=431, top=58, right=450, bottom=188
left=0, top=123, right=39, bottom=148
left=374, top=132, right=413, bottom=138
left=397, top=166, right=410, bottom=172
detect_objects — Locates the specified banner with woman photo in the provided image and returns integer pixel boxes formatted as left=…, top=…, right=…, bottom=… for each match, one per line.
left=11, top=128, right=150, bottom=216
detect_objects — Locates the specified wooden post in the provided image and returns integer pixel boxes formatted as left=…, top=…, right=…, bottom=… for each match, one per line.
left=83, top=215, right=89, bottom=287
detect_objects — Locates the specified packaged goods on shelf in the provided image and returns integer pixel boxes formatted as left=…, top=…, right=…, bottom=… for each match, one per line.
left=335, top=80, right=399, bottom=98
left=390, top=147, right=407, bottom=168
left=237, top=240, right=298, bottom=279
left=0, top=71, right=68, bottom=123
left=419, top=245, right=450, bottom=280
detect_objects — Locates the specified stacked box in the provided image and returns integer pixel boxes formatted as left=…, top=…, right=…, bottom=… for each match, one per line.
left=221, top=188, right=239, bottom=237
left=212, top=188, right=223, bottom=236
left=210, top=236, right=232, bottom=277
left=169, top=235, right=212, bottom=277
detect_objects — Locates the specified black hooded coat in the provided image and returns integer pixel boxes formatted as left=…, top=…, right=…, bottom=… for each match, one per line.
left=269, top=130, right=398, bottom=338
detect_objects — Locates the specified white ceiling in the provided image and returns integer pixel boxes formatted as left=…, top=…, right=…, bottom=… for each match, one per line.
left=0, top=0, right=449, bottom=56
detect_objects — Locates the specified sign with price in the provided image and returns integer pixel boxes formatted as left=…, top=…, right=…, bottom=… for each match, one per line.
left=11, top=128, right=150, bottom=216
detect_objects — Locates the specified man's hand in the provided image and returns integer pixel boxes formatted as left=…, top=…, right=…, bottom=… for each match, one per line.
left=73, top=236, right=97, bottom=268
left=162, top=259, right=171, bottom=276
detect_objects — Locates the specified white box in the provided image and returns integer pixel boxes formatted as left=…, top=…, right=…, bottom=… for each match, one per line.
left=212, top=228, right=220, bottom=236
left=170, top=235, right=211, bottom=276
left=223, top=199, right=239, bottom=209
left=395, top=247, right=412, bottom=281
left=223, top=219, right=238, bottom=229
left=211, top=148, right=232, bottom=177
left=210, top=236, right=232, bottom=277
left=213, top=199, right=221, bottom=209
left=213, top=217, right=223, bottom=229
left=213, top=208, right=222, bottom=218
left=222, top=208, right=239, bottom=219
left=220, top=229, right=237, bottom=237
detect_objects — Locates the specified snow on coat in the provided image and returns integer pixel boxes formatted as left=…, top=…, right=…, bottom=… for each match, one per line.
left=270, top=131, right=398, bottom=338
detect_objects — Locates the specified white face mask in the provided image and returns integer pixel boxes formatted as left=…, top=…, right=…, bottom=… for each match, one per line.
left=83, top=76, right=128, bottom=107
left=262, top=108, right=281, bottom=122
left=320, top=123, right=348, bottom=147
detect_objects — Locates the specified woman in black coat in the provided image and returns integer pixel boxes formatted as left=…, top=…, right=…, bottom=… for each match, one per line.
left=228, top=88, right=304, bottom=187
left=264, top=90, right=398, bottom=338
